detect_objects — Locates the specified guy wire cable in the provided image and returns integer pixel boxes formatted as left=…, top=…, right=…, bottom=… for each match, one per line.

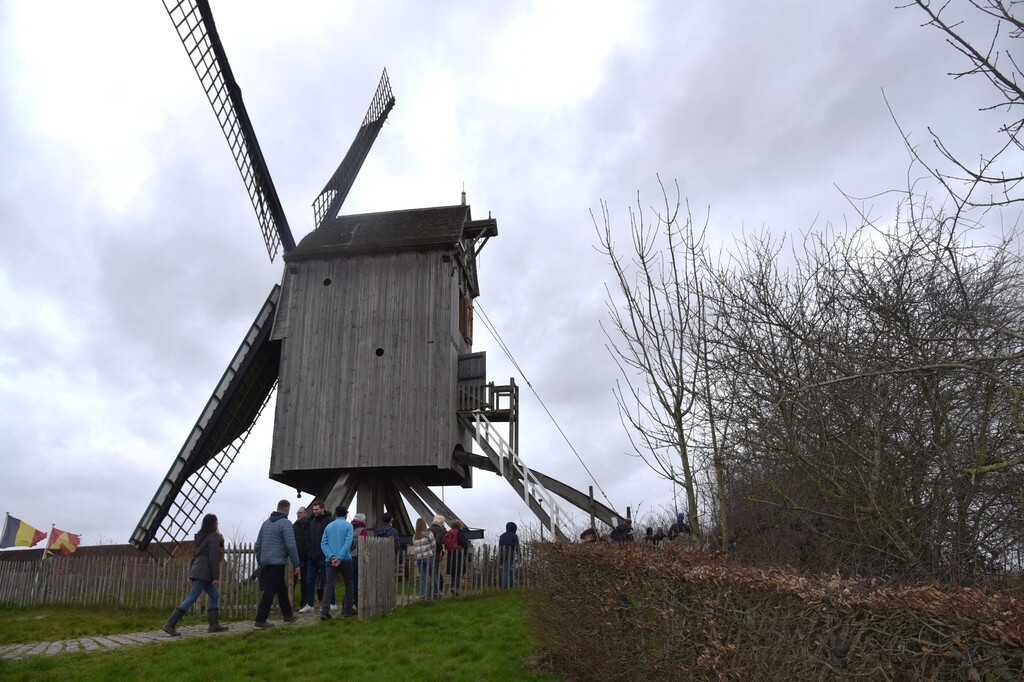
left=475, top=301, right=616, bottom=511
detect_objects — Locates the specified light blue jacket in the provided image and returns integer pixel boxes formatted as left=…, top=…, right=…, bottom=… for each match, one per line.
left=321, top=517, right=354, bottom=562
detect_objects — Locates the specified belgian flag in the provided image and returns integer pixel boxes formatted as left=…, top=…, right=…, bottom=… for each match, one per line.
left=0, top=514, right=47, bottom=548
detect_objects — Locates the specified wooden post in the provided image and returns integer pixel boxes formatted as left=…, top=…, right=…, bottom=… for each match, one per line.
left=589, top=485, right=595, bottom=532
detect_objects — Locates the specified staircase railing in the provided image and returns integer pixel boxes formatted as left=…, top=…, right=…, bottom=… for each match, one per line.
left=467, top=411, right=570, bottom=541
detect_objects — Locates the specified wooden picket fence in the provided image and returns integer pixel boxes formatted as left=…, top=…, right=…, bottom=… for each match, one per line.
left=0, top=540, right=533, bottom=620
left=394, top=542, right=533, bottom=599
left=0, top=545, right=264, bottom=617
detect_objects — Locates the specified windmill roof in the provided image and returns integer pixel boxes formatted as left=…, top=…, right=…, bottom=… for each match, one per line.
left=286, top=205, right=472, bottom=260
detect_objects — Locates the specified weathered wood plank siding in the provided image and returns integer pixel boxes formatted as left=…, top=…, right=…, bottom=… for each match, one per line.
left=271, top=251, right=468, bottom=474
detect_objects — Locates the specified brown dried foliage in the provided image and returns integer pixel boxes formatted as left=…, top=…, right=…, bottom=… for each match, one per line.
left=527, top=543, right=1023, bottom=681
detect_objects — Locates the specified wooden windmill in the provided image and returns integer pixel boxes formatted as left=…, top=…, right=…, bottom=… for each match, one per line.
left=131, top=0, right=622, bottom=555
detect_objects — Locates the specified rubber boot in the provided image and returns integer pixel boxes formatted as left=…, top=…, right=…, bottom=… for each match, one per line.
left=162, top=607, right=186, bottom=637
left=207, top=607, right=229, bottom=633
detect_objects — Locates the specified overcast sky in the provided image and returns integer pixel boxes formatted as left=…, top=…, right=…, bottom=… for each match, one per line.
left=0, top=1, right=1006, bottom=547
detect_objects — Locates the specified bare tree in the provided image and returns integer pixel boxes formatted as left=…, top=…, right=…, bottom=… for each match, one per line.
left=594, top=178, right=728, bottom=543
left=714, top=195, right=1024, bottom=579
left=904, top=0, right=1023, bottom=209
left=593, top=2, right=1023, bottom=578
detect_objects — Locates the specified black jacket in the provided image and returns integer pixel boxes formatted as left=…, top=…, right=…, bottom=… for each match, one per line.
left=187, top=530, right=223, bottom=582
left=610, top=522, right=634, bottom=543
left=498, top=522, right=520, bottom=562
left=293, top=517, right=310, bottom=560
left=307, top=512, right=334, bottom=560
left=373, top=522, right=400, bottom=552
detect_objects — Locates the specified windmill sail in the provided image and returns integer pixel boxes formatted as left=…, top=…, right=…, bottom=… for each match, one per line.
left=162, top=0, right=296, bottom=260
left=312, top=70, right=396, bottom=228
left=130, top=286, right=282, bottom=556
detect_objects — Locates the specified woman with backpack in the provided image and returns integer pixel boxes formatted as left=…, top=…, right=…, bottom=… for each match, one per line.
left=444, top=519, right=470, bottom=596
left=408, top=518, right=435, bottom=600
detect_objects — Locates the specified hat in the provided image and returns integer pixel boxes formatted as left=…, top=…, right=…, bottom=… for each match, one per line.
left=432, top=514, right=445, bottom=525
left=353, top=513, right=366, bottom=523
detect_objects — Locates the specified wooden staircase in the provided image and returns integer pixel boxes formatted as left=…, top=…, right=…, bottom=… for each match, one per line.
left=459, top=411, right=573, bottom=541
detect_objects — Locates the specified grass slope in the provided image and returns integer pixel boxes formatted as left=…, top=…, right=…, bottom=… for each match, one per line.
left=0, top=592, right=557, bottom=681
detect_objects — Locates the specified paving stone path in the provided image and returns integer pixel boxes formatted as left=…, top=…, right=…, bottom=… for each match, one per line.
left=0, top=609, right=324, bottom=661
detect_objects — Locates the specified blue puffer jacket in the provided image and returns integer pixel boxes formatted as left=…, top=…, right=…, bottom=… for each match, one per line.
left=255, top=511, right=300, bottom=566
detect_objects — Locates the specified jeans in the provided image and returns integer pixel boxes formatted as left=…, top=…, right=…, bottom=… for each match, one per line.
left=306, top=558, right=329, bottom=607
left=501, top=558, right=515, bottom=589
left=296, top=559, right=308, bottom=606
left=255, top=564, right=293, bottom=623
left=177, top=579, right=219, bottom=610
left=321, top=560, right=354, bottom=615
left=416, top=556, right=434, bottom=598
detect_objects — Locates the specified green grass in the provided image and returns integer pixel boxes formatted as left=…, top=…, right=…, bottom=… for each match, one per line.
left=0, top=592, right=558, bottom=681
left=0, top=604, right=193, bottom=645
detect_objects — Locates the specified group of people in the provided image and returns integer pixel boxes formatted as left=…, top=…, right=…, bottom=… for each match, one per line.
left=579, top=512, right=693, bottom=545
left=162, top=500, right=523, bottom=635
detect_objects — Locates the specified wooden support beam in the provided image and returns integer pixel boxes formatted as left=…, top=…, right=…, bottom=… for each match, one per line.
left=394, top=478, right=439, bottom=525
left=458, top=451, right=621, bottom=529
left=322, top=471, right=358, bottom=513
left=400, top=475, right=463, bottom=528
left=382, top=483, right=413, bottom=536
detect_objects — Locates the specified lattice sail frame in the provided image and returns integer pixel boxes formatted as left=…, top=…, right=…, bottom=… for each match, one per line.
left=312, top=70, right=396, bottom=228
left=146, top=388, right=274, bottom=558
left=163, top=0, right=295, bottom=260
left=131, top=287, right=281, bottom=558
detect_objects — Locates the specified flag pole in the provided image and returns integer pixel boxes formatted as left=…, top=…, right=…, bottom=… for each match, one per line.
left=41, top=524, right=54, bottom=562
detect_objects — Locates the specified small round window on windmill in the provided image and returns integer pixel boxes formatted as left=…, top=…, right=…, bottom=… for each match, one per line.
left=323, top=278, right=332, bottom=286
left=375, top=348, right=384, bottom=357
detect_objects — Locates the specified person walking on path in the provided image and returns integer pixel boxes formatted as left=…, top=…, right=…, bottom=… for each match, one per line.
left=254, top=499, right=301, bottom=628
left=319, top=505, right=356, bottom=620
left=162, top=513, right=228, bottom=636
left=497, top=521, right=521, bottom=589
left=408, top=518, right=435, bottom=599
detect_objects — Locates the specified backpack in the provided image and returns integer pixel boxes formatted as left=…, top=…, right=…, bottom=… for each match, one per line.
left=443, top=527, right=460, bottom=552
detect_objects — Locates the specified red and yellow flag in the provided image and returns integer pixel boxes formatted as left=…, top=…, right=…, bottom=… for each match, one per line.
left=47, top=528, right=81, bottom=556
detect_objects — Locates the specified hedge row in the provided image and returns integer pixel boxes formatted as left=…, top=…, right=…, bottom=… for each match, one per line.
left=527, top=544, right=1022, bottom=680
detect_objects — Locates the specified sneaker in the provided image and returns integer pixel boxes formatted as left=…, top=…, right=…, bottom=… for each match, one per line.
left=320, top=612, right=333, bottom=621
left=342, top=610, right=357, bottom=618
left=298, top=605, right=313, bottom=614
left=283, top=615, right=298, bottom=624
left=329, top=604, right=338, bottom=611
left=254, top=621, right=275, bottom=629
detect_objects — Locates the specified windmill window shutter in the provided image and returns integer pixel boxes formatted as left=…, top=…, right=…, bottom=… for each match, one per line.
left=459, top=294, right=473, bottom=344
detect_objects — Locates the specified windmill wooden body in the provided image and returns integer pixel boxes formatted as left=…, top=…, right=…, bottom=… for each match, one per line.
left=269, top=206, right=496, bottom=520
left=131, top=0, right=622, bottom=555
